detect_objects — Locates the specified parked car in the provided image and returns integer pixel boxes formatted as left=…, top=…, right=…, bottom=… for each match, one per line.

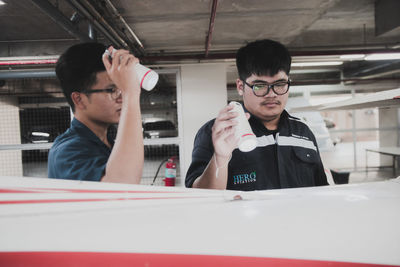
left=143, top=119, right=178, bottom=139
left=21, top=126, right=60, bottom=162
left=142, top=119, right=179, bottom=157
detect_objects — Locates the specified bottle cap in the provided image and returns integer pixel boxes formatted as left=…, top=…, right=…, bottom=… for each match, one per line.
left=135, top=63, right=159, bottom=91
left=229, top=101, right=257, bottom=152
left=141, top=69, right=159, bottom=90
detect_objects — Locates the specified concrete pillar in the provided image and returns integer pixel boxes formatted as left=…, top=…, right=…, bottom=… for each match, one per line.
left=0, top=97, right=23, bottom=176
left=378, top=107, right=399, bottom=167
left=179, top=63, right=228, bottom=184
left=375, top=0, right=400, bottom=37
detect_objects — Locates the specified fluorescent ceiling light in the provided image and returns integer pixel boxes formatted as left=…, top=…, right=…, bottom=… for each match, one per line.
left=292, top=61, right=343, bottom=67
left=0, top=1, right=6, bottom=5
left=365, top=53, right=400, bottom=60
left=340, top=54, right=365, bottom=60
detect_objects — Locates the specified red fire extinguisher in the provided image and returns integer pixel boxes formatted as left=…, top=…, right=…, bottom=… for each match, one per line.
left=164, top=157, right=176, bottom=186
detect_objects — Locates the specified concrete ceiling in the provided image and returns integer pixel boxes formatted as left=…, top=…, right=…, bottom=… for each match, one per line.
left=0, top=0, right=400, bottom=96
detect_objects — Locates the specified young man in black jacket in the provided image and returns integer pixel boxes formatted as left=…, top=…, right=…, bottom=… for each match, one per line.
left=185, top=39, right=328, bottom=191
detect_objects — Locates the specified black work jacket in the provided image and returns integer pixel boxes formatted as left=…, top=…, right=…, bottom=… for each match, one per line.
left=185, top=110, right=328, bottom=191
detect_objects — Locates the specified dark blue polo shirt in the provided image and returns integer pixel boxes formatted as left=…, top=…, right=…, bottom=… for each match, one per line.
left=48, top=118, right=114, bottom=181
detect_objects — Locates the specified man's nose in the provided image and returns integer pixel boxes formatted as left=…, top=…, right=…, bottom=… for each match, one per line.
left=264, top=86, right=277, bottom=97
left=116, top=92, right=123, bottom=103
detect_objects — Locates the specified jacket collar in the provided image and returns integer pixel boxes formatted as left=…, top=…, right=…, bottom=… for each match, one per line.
left=71, top=118, right=114, bottom=148
left=245, top=107, right=290, bottom=133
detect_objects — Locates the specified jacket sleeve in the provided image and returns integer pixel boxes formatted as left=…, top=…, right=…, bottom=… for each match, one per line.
left=315, top=152, right=329, bottom=186
left=185, top=120, right=215, bottom=188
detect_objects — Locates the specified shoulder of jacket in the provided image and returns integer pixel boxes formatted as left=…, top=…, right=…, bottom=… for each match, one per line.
left=286, top=114, right=316, bottom=139
left=198, top=118, right=216, bottom=132
left=194, top=118, right=216, bottom=140
left=288, top=114, right=308, bottom=126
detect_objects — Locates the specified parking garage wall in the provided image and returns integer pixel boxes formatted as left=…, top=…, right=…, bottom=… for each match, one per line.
left=0, top=96, right=23, bottom=176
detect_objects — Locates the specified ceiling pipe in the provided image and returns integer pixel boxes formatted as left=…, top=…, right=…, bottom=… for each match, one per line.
left=345, top=61, right=400, bottom=78
left=1, top=49, right=399, bottom=66
left=0, top=59, right=57, bottom=66
left=350, top=69, right=400, bottom=80
left=347, top=62, right=394, bottom=77
left=30, top=0, right=92, bottom=42
left=143, top=53, right=235, bottom=62
left=0, top=56, right=58, bottom=66
left=226, top=77, right=400, bottom=88
left=1, top=69, right=399, bottom=81
left=1, top=70, right=398, bottom=82
left=143, top=48, right=400, bottom=63
left=66, top=0, right=127, bottom=49
left=0, top=70, right=56, bottom=79
left=102, top=0, right=144, bottom=53
left=205, top=0, right=218, bottom=57
left=291, top=76, right=400, bottom=85
left=0, top=55, right=58, bottom=61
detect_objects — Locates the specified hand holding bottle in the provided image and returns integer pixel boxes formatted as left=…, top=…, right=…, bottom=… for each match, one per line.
left=103, top=47, right=158, bottom=91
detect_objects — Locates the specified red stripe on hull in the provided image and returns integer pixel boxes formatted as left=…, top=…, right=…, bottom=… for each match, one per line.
left=0, top=188, right=181, bottom=194
left=0, top=252, right=391, bottom=267
left=0, top=196, right=205, bottom=205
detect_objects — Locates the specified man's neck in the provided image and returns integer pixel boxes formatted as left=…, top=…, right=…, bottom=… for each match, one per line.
left=262, top=116, right=280, bottom=131
left=74, top=113, right=110, bottom=147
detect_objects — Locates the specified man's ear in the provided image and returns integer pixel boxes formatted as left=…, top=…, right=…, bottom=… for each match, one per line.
left=236, top=79, right=244, bottom=96
left=71, top=92, right=86, bottom=110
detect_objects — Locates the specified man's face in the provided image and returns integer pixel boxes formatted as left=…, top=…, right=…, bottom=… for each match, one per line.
left=84, top=71, right=122, bottom=125
left=236, top=71, right=289, bottom=123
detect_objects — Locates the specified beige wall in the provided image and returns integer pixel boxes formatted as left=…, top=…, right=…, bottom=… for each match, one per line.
left=179, top=64, right=228, bottom=183
left=379, top=108, right=399, bottom=166
left=0, top=97, right=23, bottom=176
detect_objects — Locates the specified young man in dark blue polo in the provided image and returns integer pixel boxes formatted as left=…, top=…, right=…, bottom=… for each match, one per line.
left=48, top=43, right=144, bottom=183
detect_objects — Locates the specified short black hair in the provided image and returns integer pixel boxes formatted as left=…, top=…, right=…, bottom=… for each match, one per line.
left=236, top=39, right=292, bottom=81
left=56, top=42, right=107, bottom=112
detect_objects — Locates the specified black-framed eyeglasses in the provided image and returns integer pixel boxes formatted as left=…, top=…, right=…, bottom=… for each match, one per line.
left=80, top=87, right=122, bottom=100
left=242, top=79, right=291, bottom=97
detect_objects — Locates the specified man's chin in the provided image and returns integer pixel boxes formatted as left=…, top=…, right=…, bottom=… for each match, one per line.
left=260, top=105, right=281, bottom=114
left=112, top=115, right=120, bottom=124
left=257, top=111, right=281, bottom=122
left=115, top=110, right=121, bottom=119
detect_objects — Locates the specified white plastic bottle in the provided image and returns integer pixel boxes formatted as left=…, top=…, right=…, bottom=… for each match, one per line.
left=230, top=101, right=257, bottom=152
left=105, top=48, right=159, bottom=91
left=135, top=63, right=159, bottom=91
